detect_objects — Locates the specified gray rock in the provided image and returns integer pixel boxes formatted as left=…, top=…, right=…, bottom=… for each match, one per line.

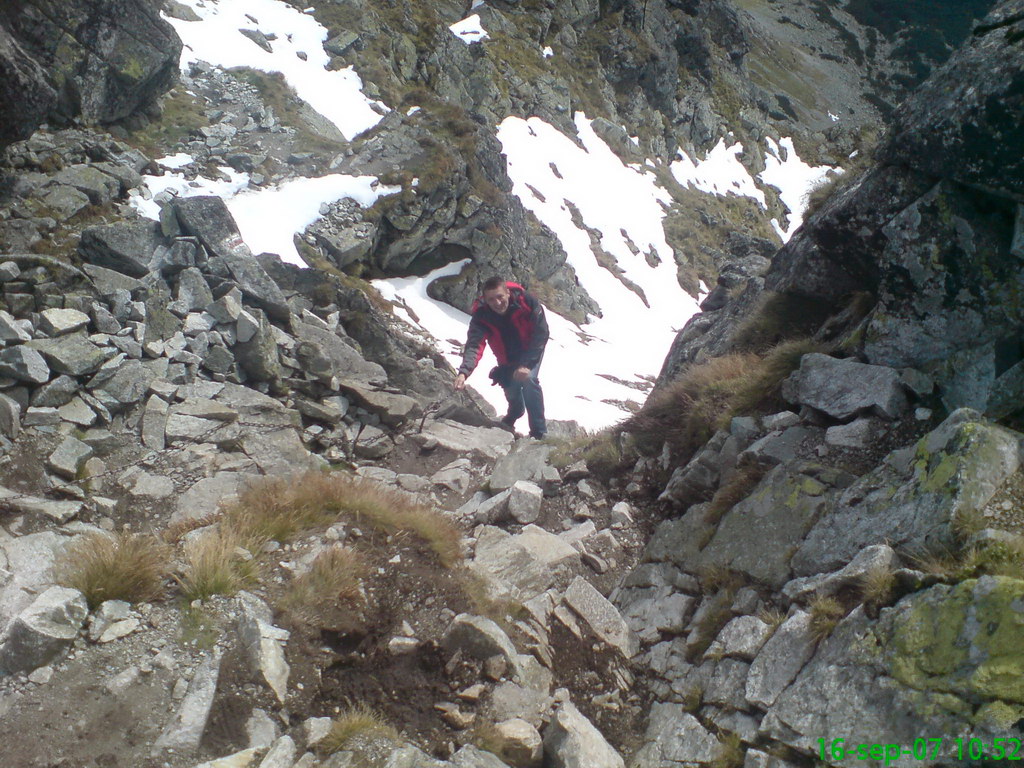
left=563, top=577, right=639, bottom=659
left=659, top=430, right=728, bottom=506
left=443, top=614, right=522, bottom=672
left=0, top=393, right=20, bottom=438
left=431, top=458, right=474, bottom=494
left=257, top=736, right=297, bottom=768
left=745, top=611, right=816, bottom=709
left=700, top=463, right=839, bottom=588
left=0, top=586, right=88, bottom=675
left=141, top=394, right=169, bottom=450
left=543, top=700, right=624, bottom=768
left=707, top=615, right=773, bottom=660
left=31, top=374, right=78, bottom=406
left=0, top=345, right=50, bottom=383
left=618, top=587, right=696, bottom=644
left=26, top=332, right=111, bottom=375
left=629, top=704, right=719, bottom=767
left=785, top=353, right=907, bottom=420
left=740, top=426, right=815, bottom=467
left=79, top=220, right=163, bottom=277
left=782, top=544, right=897, bottom=602
left=293, top=323, right=387, bottom=386
left=471, top=525, right=579, bottom=602
left=704, top=658, right=751, bottom=709
left=58, top=397, right=97, bottom=427
left=171, top=197, right=290, bottom=321
left=0, top=532, right=68, bottom=635
left=153, top=650, right=223, bottom=755
left=489, top=440, right=554, bottom=492
left=47, top=435, right=94, bottom=479
left=0, top=310, right=31, bottom=341
left=237, top=593, right=290, bottom=704
left=825, top=417, right=878, bottom=448
left=508, top=480, right=543, bottom=524
left=337, top=380, right=419, bottom=426
left=744, top=749, right=800, bottom=768
left=208, top=288, right=244, bottom=323
left=474, top=488, right=513, bottom=524
left=414, top=419, right=514, bottom=460
left=0, top=488, right=82, bottom=523
left=474, top=720, right=541, bottom=767
left=792, top=410, right=1021, bottom=576
left=172, top=472, right=257, bottom=525
left=38, top=308, right=90, bottom=336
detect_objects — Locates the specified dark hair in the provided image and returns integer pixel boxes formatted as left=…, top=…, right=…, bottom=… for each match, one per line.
left=481, top=276, right=506, bottom=292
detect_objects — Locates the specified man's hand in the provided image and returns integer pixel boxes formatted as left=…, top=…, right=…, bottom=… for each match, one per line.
left=454, top=373, right=467, bottom=390
left=513, top=366, right=531, bottom=382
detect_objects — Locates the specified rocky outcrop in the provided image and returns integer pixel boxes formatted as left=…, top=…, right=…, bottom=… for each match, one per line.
left=0, top=0, right=181, bottom=148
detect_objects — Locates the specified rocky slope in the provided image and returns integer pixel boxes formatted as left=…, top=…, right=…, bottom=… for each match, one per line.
left=0, top=0, right=1021, bottom=767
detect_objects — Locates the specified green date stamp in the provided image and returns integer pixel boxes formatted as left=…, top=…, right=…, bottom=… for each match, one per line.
left=819, top=737, right=1024, bottom=765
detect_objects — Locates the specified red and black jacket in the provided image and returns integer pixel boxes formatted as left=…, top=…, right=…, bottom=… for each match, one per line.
left=458, top=282, right=549, bottom=377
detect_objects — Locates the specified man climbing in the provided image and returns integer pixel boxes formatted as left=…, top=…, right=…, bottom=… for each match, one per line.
left=453, top=276, right=549, bottom=439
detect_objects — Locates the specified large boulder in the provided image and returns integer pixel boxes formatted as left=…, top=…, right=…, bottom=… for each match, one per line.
left=0, top=585, right=88, bottom=675
left=792, top=409, right=1022, bottom=576
left=0, top=0, right=181, bottom=138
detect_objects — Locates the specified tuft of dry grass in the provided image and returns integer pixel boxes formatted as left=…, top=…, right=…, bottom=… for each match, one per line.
left=548, top=430, right=626, bottom=479
left=808, top=595, right=846, bottom=643
left=681, top=684, right=704, bottom=713
left=224, top=472, right=462, bottom=568
left=176, top=526, right=263, bottom=602
left=705, top=464, right=770, bottom=526
left=730, top=292, right=836, bottom=354
left=727, top=338, right=830, bottom=418
left=711, top=732, right=745, bottom=768
left=56, top=532, right=170, bottom=609
left=858, top=565, right=896, bottom=610
left=278, top=546, right=367, bottom=622
left=626, top=353, right=759, bottom=460
left=319, top=705, right=399, bottom=755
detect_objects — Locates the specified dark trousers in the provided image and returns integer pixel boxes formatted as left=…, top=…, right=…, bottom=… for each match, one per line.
left=502, top=355, right=545, bottom=437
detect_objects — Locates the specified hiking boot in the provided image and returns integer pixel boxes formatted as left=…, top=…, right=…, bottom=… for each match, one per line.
left=496, top=414, right=518, bottom=433
left=529, top=431, right=546, bottom=440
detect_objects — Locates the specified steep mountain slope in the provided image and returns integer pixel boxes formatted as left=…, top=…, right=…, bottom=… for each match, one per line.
left=0, top=1, right=1020, bottom=767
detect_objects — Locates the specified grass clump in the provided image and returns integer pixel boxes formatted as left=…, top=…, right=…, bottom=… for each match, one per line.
left=808, top=595, right=846, bottom=643
left=626, top=335, right=829, bottom=465
left=278, top=546, right=368, bottom=623
left=548, top=430, right=628, bottom=479
left=858, top=565, right=896, bottom=611
left=730, top=292, right=836, bottom=353
left=55, top=532, right=170, bottom=609
left=711, top=732, right=745, bottom=768
left=176, top=527, right=263, bottom=602
left=319, top=705, right=399, bottom=755
left=704, top=464, right=770, bottom=526
left=626, top=353, right=760, bottom=460
left=225, top=471, right=462, bottom=568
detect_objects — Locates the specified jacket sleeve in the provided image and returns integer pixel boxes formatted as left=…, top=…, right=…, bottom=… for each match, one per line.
left=519, top=292, right=549, bottom=369
left=458, top=315, right=488, bottom=377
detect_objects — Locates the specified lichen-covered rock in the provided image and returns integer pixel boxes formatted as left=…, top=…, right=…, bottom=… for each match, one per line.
left=793, top=409, right=1022, bottom=576
left=879, top=0, right=1024, bottom=200
left=882, top=576, right=1024, bottom=706
left=699, top=462, right=842, bottom=588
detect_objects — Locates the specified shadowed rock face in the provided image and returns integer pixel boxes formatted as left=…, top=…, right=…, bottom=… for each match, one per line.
left=0, top=0, right=181, bottom=150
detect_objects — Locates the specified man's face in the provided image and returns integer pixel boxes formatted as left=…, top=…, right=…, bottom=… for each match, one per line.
left=483, top=283, right=510, bottom=315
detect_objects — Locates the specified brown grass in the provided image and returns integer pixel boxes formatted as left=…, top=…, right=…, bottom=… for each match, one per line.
left=704, top=464, right=770, bottom=526
left=858, top=565, right=896, bottom=610
left=711, top=733, right=745, bottom=768
left=319, top=705, right=399, bottom=755
left=808, top=595, right=846, bottom=643
left=55, top=532, right=170, bottom=609
left=625, top=353, right=759, bottom=460
left=730, top=292, right=836, bottom=353
left=224, top=471, right=462, bottom=567
left=176, top=526, right=263, bottom=602
left=278, top=546, right=367, bottom=622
